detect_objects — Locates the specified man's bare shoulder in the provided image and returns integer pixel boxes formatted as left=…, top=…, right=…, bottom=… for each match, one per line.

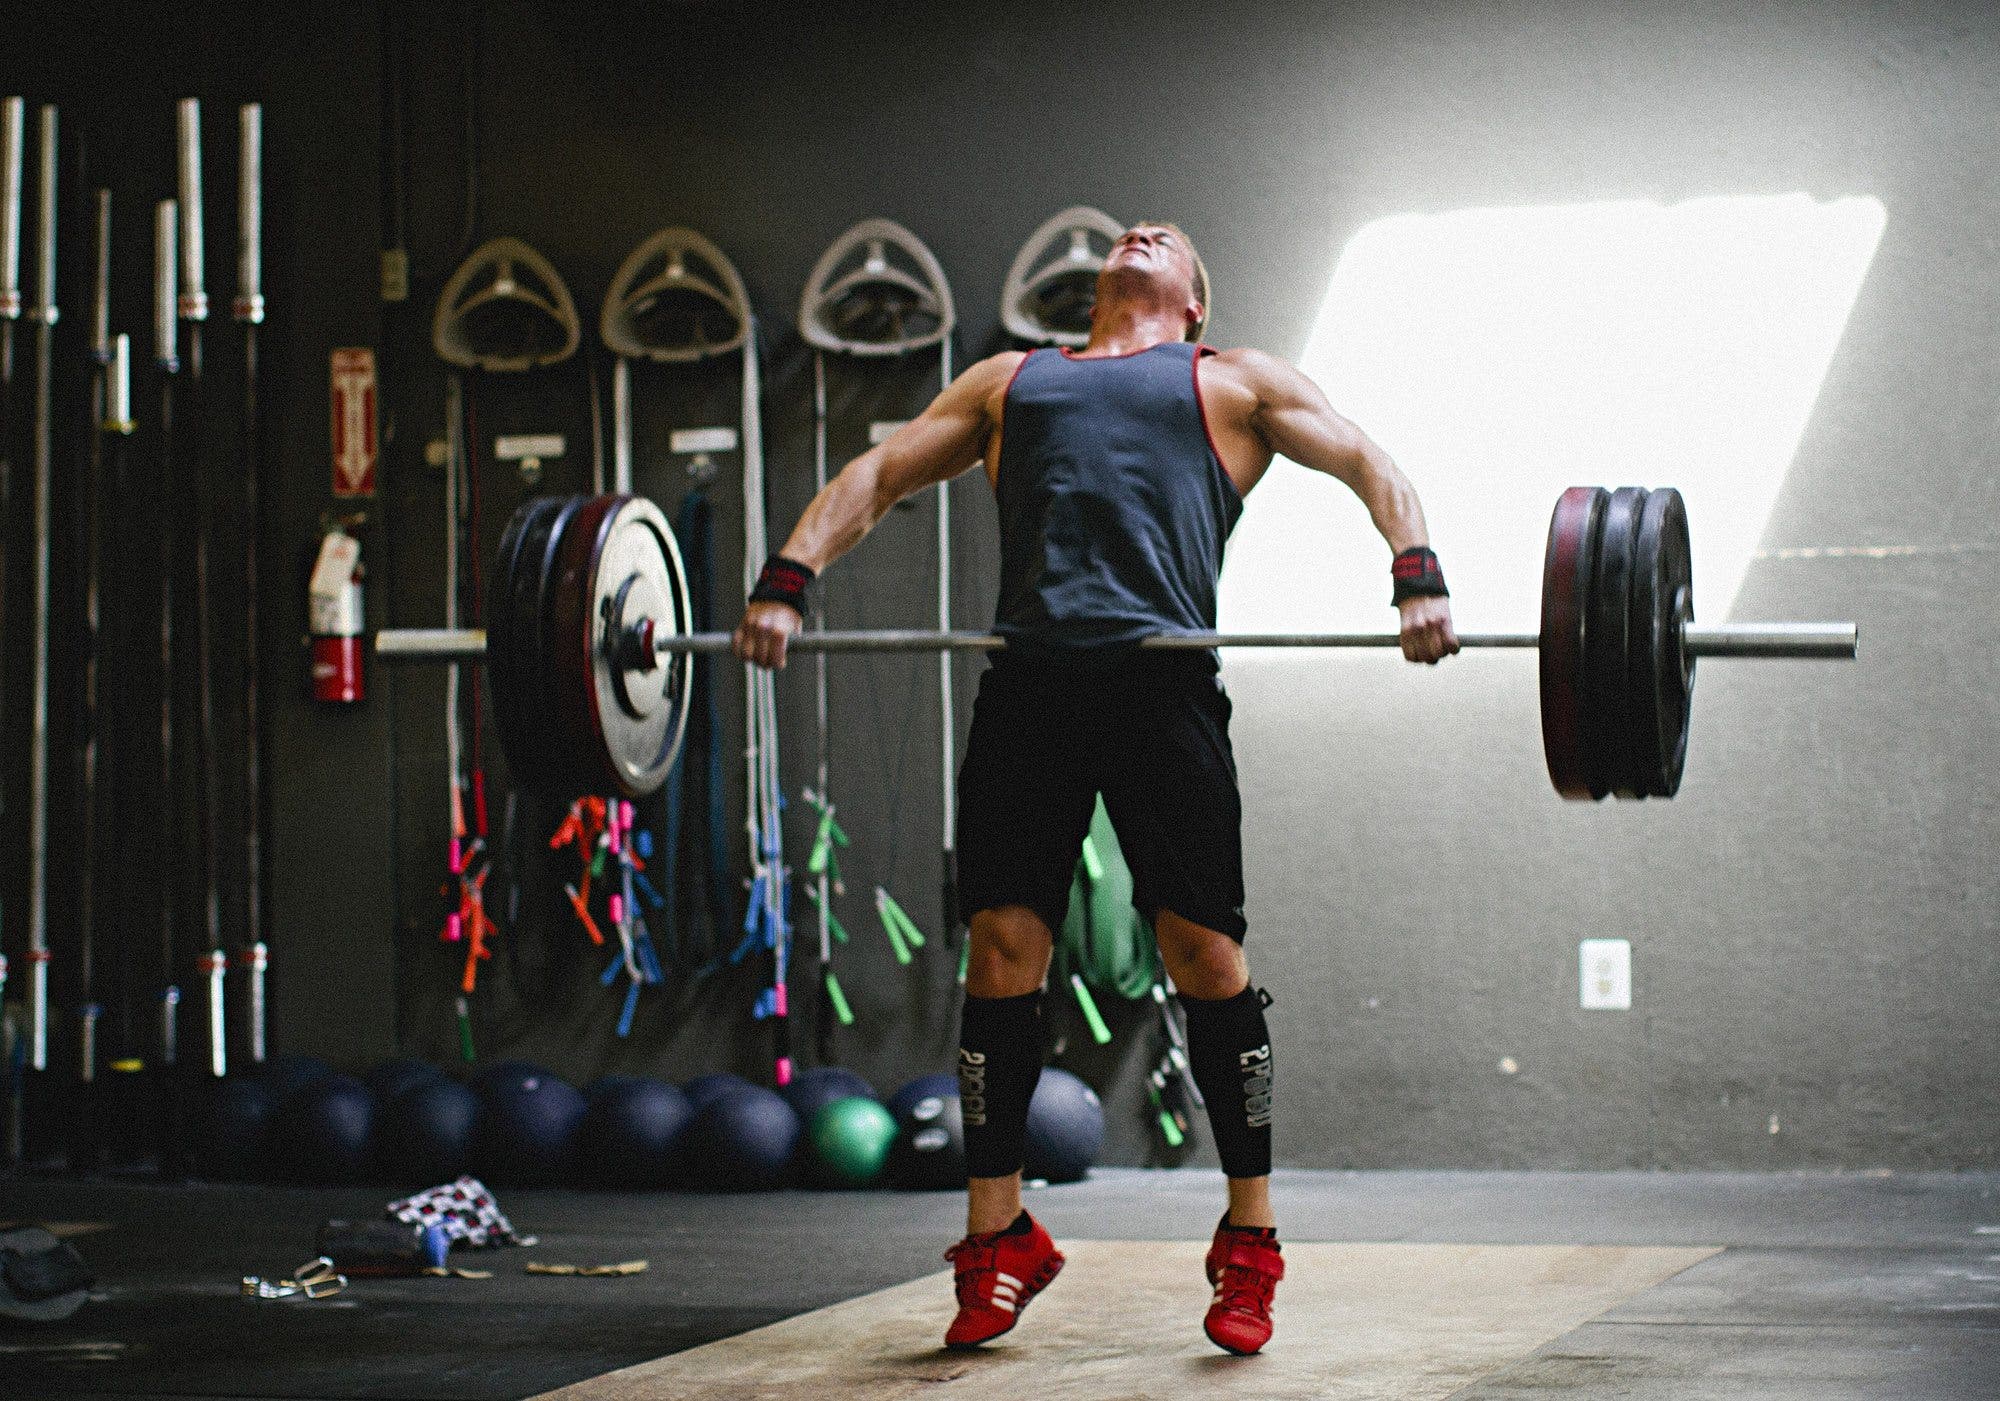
left=960, top=349, right=1031, bottom=389
left=1202, top=345, right=1299, bottom=385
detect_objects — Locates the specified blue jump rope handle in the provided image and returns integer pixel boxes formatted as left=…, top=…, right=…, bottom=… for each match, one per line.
left=633, top=869, right=664, bottom=909
left=635, top=926, right=664, bottom=983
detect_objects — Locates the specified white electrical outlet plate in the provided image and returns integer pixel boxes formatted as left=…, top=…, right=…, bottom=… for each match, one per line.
left=1579, top=938, right=1632, bottom=1010
left=670, top=426, right=738, bottom=454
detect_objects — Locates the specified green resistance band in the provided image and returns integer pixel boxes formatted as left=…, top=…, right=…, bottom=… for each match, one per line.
left=1063, top=797, right=1156, bottom=1001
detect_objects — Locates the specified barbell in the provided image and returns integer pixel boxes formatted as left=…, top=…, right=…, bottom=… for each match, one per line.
left=374, top=488, right=1857, bottom=803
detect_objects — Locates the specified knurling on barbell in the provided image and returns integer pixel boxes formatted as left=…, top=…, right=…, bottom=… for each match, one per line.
left=382, top=490, right=1853, bottom=806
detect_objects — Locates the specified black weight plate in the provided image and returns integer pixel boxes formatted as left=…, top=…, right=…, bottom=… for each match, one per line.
left=494, top=494, right=587, bottom=800
left=1539, top=486, right=1607, bottom=799
left=526, top=494, right=597, bottom=801
left=1583, top=487, right=1648, bottom=800
left=546, top=494, right=623, bottom=801
left=484, top=498, right=532, bottom=783
left=486, top=496, right=566, bottom=797
left=1625, top=487, right=1694, bottom=798
left=509, top=495, right=583, bottom=799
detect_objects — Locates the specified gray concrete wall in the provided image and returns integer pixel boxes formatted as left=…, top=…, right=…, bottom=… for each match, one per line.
left=10, top=0, right=1993, bottom=1168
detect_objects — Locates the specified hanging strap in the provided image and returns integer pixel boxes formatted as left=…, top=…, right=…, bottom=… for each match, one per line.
left=936, top=338, right=958, bottom=942
left=738, top=316, right=791, bottom=1085
left=812, top=351, right=837, bottom=1060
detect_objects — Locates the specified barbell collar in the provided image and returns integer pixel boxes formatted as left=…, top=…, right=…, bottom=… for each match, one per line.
left=374, top=620, right=1857, bottom=665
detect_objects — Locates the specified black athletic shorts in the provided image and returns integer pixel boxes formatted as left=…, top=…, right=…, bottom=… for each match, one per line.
left=955, top=647, right=1248, bottom=941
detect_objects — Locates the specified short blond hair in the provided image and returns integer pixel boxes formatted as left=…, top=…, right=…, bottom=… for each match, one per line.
left=1134, top=220, right=1210, bottom=341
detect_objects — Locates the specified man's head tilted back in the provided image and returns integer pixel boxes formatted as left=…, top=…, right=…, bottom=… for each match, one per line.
left=1097, top=221, right=1211, bottom=342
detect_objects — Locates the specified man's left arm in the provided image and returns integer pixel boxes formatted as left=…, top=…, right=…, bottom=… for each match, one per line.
left=1238, top=350, right=1460, bottom=663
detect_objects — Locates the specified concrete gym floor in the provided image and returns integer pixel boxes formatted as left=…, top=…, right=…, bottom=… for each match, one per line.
left=2, top=1169, right=1997, bottom=1399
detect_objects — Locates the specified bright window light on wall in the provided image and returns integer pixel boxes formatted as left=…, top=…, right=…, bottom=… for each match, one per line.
left=1219, top=194, right=1886, bottom=638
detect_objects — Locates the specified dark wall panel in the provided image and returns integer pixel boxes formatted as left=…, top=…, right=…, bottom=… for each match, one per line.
left=6, top=0, right=1992, bottom=1168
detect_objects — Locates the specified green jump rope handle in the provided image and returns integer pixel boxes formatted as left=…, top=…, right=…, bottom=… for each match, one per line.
left=956, top=940, right=969, bottom=986
left=824, top=970, right=855, bottom=1026
left=1080, top=834, right=1104, bottom=883
left=808, top=809, right=835, bottom=875
left=875, top=901, right=913, bottom=965
left=1147, top=1079, right=1186, bottom=1147
left=806, top=886, right=851, bottom=944
left=877, top=888, right=928, bottom=949
left=455, top=996, right=476, bottom=1063
left=1069, top=972, right=1113, bottom=1045
left=805, top=798, right=849, bottom=876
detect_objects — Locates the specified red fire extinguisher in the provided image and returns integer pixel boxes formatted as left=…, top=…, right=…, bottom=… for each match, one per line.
left=309, top=524, right=365, bottom=703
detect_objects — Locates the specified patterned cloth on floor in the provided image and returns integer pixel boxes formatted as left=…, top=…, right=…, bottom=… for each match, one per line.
left=387, top=1176, right=533, bottom=1249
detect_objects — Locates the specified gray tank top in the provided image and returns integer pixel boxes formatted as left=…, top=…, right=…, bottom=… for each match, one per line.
left=992, top=341, right=1243, bottom=653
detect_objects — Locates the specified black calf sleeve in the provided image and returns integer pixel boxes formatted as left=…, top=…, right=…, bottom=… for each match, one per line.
left=1180, top=985, right=1274, bottom=1178
left=958, top=990, right=1045, bottom=1178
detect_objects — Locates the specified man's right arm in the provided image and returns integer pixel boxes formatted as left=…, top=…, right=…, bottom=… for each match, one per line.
left=734, top=351, right=1023, bottom=668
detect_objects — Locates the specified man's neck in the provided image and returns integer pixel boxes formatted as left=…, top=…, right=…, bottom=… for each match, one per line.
left=1078, top=301, right=1190, bottom=358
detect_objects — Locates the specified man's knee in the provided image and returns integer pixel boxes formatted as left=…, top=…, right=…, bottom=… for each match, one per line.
left=967, top=906, right=1054, bottom=997
left=1154, top=908, right=1249, bottom=1000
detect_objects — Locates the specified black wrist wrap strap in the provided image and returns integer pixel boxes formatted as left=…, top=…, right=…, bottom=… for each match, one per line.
left=1391, top=546, right=1448, bottom=604
left=749, top=555, right=816, bottom=615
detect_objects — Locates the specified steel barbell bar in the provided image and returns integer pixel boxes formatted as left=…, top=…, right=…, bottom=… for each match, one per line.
left=374, top=622, right=1858, bottom=665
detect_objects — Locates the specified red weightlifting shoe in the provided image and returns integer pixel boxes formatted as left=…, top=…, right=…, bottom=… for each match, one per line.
left=1204, top=1216, right=1285, bottom=1355
left=943, top=1213, right=1065, bottom=1349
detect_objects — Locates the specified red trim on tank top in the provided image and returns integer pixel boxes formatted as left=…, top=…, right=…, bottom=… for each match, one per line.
left=1190, top=344, right=1244, bottom=503
left=991, top=350, right=1039, bottom=498
left=1000, top=348, right=1037, bottom=401
left=1058, top=341, right=1179, bottom=361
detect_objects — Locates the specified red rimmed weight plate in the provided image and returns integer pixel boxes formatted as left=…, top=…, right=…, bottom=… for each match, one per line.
left=486, top=494, right=575, bottom=801
left=547, top=494, right=623, bottom=801
left=1584, top=487, right=1648, bottom=800
left=1540, top=486, right=1607, bottom=799
left=1623, top=486, right=1694, bottom=798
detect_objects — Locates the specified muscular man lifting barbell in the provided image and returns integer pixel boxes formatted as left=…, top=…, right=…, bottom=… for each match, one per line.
left=366, top=222, right=1851, bottom=1357
left=369, top=235, right=1853, bottom=1355
left=733, top=222, right=1455, bottom=1356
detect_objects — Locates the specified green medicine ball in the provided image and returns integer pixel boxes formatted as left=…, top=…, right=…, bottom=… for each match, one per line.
left=806, top=1095, right=899, bottom=1188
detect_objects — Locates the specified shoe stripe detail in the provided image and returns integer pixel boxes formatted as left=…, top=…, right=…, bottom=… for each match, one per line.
left=996, top=1272, right=1022, bottom=1289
